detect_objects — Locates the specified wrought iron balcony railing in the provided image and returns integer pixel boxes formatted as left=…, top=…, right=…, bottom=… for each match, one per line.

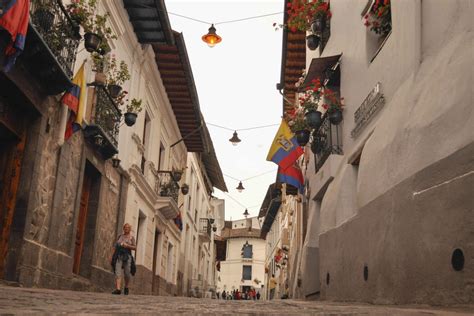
left=83, top=86, right=121, bottom=159
left=199, top=218, right=211, bottom=239
left=29, top=0, right=81, bottom=80
left=94, top=86, right=121, bottom=148
left=155, top=172, right=179, bottom=204
left=312, top=114, right=343, bottom=173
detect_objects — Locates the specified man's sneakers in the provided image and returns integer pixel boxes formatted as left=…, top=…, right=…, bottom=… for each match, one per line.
left=112, top=289, right=121, bottom=295
left=124, top=288, right=129, bottom=295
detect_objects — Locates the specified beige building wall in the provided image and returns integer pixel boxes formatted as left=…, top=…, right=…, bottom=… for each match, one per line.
left=90, top=0, right=188, bottom=296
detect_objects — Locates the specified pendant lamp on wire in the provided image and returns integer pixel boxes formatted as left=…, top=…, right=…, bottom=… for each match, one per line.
left=236, top=181, right=245, bottom=192
left=202, top=24, right=222, bottom=47
left=229, top=131, right=241, bottom=146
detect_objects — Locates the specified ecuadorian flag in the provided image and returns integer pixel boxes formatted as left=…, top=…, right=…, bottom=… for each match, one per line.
left=61, top=62, right=86, bottom=140
left=278, top=164, right=304, bottom=194
left=266, top=120, right=304, bottom=171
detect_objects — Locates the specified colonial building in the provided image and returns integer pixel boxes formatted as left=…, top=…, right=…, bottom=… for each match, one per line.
left=216, top=217, right=266, bottom=297
left=0, top=0, right=227, bottom=297
left=179, top=147, right=227, bottom=297
left=0, top=0, right=129, bottom=290
left=277, top=0, right=473, bottom=305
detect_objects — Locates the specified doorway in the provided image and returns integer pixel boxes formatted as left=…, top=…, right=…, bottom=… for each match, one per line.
left=0, top=127, right=25, bottom=278
left=73, top=161, right=101, bottom=277
left=152, top=228, right=161, bottom=293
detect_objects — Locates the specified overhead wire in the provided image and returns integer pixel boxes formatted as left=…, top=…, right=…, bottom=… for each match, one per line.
left=224, top=169, right=277, bottom=183
left=207, top=122, right=279, bottom=132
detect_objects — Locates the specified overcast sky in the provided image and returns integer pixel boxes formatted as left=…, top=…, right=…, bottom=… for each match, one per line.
left=165, top=0, right=285, bottom=221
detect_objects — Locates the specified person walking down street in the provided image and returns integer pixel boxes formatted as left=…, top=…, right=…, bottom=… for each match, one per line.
left=111, top=223, right=136, bottom=295
left=256, top=291, right=261, bottom=300
left=269, top=274, right=277, bottom=300
left=222, top=290, right=226, bottom=300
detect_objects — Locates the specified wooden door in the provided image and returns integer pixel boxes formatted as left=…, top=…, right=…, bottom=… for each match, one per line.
left=73, top=172, right=92, bottom=274
left=0, top=135, right=26, bottom=278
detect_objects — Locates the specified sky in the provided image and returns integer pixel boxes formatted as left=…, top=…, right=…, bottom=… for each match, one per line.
left=165, top=0, right=285, bottom=221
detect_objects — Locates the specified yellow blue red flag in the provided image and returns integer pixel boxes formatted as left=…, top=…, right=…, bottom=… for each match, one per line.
left=266, top=120, right=304, bottom=171
left=61, top=62, right=86, bottom=140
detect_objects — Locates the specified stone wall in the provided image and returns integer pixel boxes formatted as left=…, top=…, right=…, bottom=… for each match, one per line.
left=1, top=88, right=127, bottom=292
left=320, top=143, right=474, bottom=305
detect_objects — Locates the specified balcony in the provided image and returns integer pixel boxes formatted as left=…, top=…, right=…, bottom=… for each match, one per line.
left=154, top=171, right=179, bottom=220
left=312, top=114, right=343, bottom=173
left=199, top=218, right=211, bottom=243
left=22, top=0, right=81, bottom=95
left=83, top=86, right=121, bottom=160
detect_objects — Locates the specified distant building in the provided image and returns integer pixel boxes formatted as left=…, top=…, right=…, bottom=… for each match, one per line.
left=216, top=217, right=266, bottom=297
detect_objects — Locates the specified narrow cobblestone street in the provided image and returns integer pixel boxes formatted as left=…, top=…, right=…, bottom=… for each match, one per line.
left=0, top=285, right=472, bottom=315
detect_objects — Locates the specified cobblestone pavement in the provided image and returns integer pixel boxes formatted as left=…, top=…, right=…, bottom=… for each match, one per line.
left=0, top=285, right=472, bottom=315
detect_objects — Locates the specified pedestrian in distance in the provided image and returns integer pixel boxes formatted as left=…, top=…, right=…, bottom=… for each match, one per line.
left=256, top=291, right=261, bottom=300
left=110, top=223, right=136, bottom=295
left=269, top=274, right=277, bottom=300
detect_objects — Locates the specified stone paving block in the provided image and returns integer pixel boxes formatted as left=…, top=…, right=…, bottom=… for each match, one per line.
left=0, top=285, right=472, bottom=315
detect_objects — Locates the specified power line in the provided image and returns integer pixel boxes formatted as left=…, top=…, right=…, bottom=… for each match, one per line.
left=135, top=3, right=283, bottom=27
left=207, top=122, right=279, bottom=132
left=224, top=169, right=277, bottom=182
left=215, top=12, right=283, bottom=25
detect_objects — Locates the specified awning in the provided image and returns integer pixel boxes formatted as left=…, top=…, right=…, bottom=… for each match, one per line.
left=300, top=54, right=342, bottom=91
left=200, top=121, right=228, bottom=192
left=279, top=0, right=306, bottom=114
left=260, top=197, right=282, bottom=239
left=152, top=32, right=204, bottom=152
left=123, top=0, right=174, bottom=45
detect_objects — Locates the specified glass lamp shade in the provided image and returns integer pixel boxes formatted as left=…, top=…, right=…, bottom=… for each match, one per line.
left=202, top=24, right=222, bottom=47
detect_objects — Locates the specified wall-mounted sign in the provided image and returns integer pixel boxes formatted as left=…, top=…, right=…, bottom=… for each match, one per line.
left=351, top=82, right=385, bottom=138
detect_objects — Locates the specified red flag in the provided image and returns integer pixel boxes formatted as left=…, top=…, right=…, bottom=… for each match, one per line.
left=0, top=0, right=30, bottom=72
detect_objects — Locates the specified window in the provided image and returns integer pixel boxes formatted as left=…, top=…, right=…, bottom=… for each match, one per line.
left=242, top=265, right=252, bottom=280
left=363, top=0, right=392, bottom=62
left=141, top=111, right=151, bottom=174
left=242, top=243, right=253, bottom=259
left=158, top=142, right=165, bottom=170
left=136, top=211, right=147, bottom=264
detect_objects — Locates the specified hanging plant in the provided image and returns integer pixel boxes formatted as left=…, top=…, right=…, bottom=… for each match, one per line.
left=321, top=88, right=344, bottom=125
left=286, top=0, right=332, bottom=33
left=364, top=0, right=391, bottom=37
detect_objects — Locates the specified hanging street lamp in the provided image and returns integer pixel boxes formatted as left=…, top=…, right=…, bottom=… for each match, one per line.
left=243, top=209, right=250, bottom=218
left=229, top=130, right=241, bottom=146
left=202, top=24, right=222, bottom=47
left=236, top=181, right=245, bottom=192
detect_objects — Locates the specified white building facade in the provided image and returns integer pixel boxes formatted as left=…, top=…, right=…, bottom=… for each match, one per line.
left=278, top=0, right=473, bottom=305
left=216, top=217, right=266, bottom=297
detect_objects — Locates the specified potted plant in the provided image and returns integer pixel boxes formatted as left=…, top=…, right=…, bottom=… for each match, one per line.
left=300, top=78, right=324, bottom=129
left=124, top=98, right=142, bottom=126
left=171, top=167, right=185, bottom=182
left=322, top=88, right=344, bottom=125
left=364, top=0, right=391, bottom=38
left=310, top=1, right=331, bottom=34
left=91, top=52, right=107, bottom=85
left=94, top=13, right=118, bottom=55
left=286, top=0, right=331, bottom=33
left=285, top=108, right=310, bottom=146
left=306, top=34, right=320, bottom=51
left=32, top=0, right=55, bottom=32
left=106, top=55, right=131, bottom=98
left=66, top=0, right=103, bottom=52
